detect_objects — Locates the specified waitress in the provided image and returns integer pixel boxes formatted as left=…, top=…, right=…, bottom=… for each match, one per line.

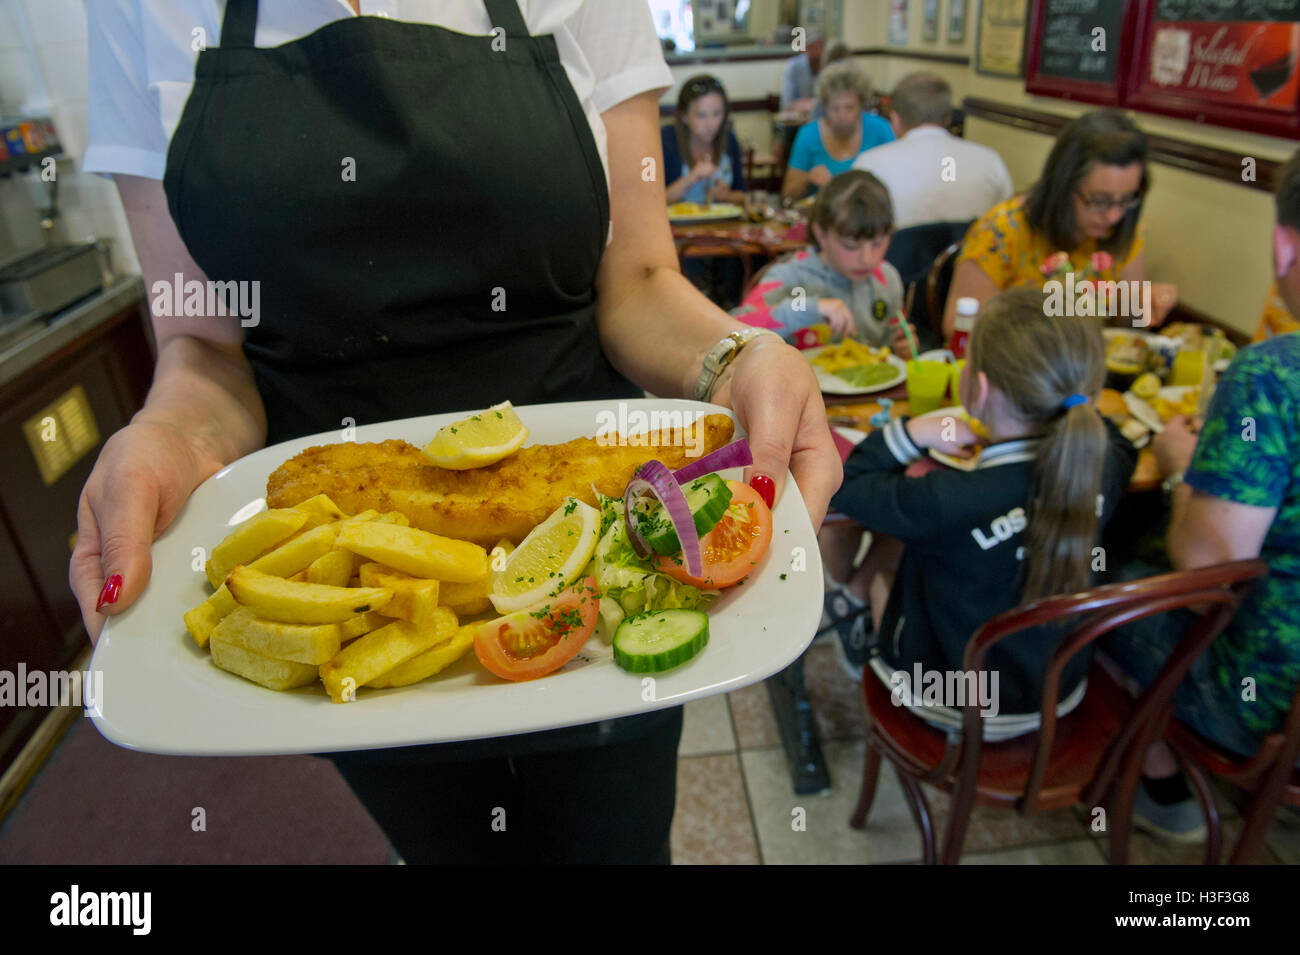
left=73, top=0, right=840, bottom=863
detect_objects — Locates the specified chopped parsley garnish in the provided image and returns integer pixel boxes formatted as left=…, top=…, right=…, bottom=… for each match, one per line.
left=779, top=573, right=787, bottom=581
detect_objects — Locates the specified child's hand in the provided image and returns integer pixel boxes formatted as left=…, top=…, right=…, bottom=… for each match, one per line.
left=889, top=322, right=917, bottom=360
left=816, top=298, right=856, bottom=338
left=905, top=414, right=980, bottom=457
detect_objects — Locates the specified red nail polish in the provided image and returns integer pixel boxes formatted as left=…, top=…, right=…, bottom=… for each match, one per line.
left=96, top=574, right=122, bottom=612
left=750, top=474, right=775, bottom=509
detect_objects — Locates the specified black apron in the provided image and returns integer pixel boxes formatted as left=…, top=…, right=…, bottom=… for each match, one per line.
left=164, top=0, right=639, bottom=447
left=162, top=0, right=673, bottom=759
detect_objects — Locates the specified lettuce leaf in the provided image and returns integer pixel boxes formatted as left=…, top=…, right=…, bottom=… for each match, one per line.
left=585, top=495, right=714, bottom=638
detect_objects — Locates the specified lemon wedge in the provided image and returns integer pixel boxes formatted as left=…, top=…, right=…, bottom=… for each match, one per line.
left=489, top=498, right=602, bottom=614
left=1131, top=373, right=1161, bottom=400
left=421, top=401, right=529, bottom=470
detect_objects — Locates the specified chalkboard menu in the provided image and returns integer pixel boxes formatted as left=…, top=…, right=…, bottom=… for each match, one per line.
left=1038, top=0, right=1128, bottom=84
left=1026, top=0, right=1137, bottom=103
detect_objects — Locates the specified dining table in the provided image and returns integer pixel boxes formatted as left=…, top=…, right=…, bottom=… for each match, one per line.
left=670, top=215, right=810, bottom=295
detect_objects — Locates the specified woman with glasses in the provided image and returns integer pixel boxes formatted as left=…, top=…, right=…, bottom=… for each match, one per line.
left=942, top=110, right=1177, bottom=338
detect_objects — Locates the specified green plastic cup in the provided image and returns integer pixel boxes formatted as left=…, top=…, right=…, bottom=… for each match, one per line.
left=906, top=360, right=951, bottom=416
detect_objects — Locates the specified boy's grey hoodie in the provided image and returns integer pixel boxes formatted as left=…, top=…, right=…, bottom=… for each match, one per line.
left=731, top=248, right=905, bottom=347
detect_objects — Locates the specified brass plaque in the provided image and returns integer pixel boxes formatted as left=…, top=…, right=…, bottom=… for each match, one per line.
left=22, top=384, right=101, bottom=486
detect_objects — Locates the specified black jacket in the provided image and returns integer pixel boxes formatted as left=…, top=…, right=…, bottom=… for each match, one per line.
left=830, top=415, right=1139, bottom=714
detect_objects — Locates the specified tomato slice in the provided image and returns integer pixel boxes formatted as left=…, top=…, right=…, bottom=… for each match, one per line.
left=470, top=576, right=600, bottom=682
left=652, top=480, right=773, bottom=589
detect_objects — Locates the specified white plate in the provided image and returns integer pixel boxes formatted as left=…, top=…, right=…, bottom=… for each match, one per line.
left=667, top=202, right=744, bottom=223
left=88, top=399, right=823, bottom=756
left=807, top=347, right=907, bottom=395
left=912, top=405, right=982, bottom=471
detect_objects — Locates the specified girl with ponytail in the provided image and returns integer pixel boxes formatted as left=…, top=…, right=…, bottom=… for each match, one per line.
left=826, top=286, right=1138, bottom=734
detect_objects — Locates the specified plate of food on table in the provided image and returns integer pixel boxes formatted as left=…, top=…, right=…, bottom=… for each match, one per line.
left=666, top=201, right=744, bottom=223
left=89, top=399, right=823, bottom=756
left=911, top=388, right=1156, bottom=475
left=806, top=337, right=907, bottom=395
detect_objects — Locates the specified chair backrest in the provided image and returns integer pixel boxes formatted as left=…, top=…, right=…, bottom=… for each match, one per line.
left=740, top=248, right=800, bottom=299
left=925, top=240, right=964, bottom=347
left=884, top=220, right=972, bottom=349
left=945, top=559, right=1269, bottom=817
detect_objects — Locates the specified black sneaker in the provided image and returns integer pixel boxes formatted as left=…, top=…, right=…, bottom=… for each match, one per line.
left=818, top=587, right=872, bottom=679
left=1132, top=785, right=1207, bottom=844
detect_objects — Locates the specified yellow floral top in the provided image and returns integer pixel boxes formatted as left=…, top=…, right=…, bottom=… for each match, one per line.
left=957, top=194, right=1144, bottom=289
left=1254, top=280, right=1299, bottom=341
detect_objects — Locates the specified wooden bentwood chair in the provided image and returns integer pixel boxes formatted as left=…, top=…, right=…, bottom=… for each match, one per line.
left=850, top=559, right=1268, bottom=864
left=1166, top=675, right=1300, bottom=864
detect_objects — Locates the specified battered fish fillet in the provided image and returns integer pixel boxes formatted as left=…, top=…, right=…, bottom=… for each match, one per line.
left=266, top=414, right=736, bottom=547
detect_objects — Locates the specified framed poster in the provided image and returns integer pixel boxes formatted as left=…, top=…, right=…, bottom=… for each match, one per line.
left=1126, top=0, right=1300, bottom=138
left=976, top=0, right=1030, bottom=76
left=924, top=0, right=940, bottom=41
left=1026, top=0, right=1137, bottom=105
left=889, top=0, right=910, bottom=46
left=949, top=0, right=968, bottom=43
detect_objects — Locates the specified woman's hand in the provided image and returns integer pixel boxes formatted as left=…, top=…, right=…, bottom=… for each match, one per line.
left=817, top=297, right=855, bottom=338
left=808, top=165, right=832, bottom=188
left=1150, top=282, right=1177, bottom=328
left=712, top=337, right=842, bottom=528
left=70, top=420, right=224, bottom=642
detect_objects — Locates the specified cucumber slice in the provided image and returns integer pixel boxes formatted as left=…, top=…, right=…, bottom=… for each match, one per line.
left=613, top=609, right=709, bottom=673
left=634, top=474, right=732, bottom=556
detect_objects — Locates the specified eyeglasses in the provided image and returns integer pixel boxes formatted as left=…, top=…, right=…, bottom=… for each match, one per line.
left=1076, top=191, right=1143, bottom=213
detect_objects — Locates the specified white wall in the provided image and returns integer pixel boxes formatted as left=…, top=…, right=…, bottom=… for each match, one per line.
left=0, top=0, right=139, bottom=275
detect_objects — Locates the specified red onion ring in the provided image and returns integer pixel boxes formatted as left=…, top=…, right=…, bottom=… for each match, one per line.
left=672, top=438, right=753, bottom=485
left=623, top=460, right=703, bottom=577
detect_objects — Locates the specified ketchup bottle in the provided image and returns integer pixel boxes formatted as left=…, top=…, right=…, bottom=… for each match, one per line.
left=949, top=297, right=979, bottom=360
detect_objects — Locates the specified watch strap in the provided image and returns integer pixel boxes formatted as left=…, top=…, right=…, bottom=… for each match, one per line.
left=694, top=328, right=777, bottom=402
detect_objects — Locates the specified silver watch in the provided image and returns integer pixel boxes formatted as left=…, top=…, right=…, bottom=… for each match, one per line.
left=694, top=328, right=778, bottom=402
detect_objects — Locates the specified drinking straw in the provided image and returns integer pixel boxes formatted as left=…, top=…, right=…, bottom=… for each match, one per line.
left=892, top=312, right=921, bottom=369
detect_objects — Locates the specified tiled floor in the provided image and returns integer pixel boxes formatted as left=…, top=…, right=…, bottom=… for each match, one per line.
left=3, top=637, right=1296, bottom=864
left=669, top=640, right=1300, bottom=865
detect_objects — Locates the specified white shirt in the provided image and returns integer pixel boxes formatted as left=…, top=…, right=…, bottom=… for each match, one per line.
left=851, top=125, right=1014, bottom=231
left=83, top=0, right=672, bottom=192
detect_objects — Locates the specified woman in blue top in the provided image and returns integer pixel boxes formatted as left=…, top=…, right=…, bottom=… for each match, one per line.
left=782, top=60, right=894, bottom=202
left=663, top=74, right=747, bottom=205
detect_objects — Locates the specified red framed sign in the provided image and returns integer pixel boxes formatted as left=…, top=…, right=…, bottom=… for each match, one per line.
left=1027, top=0, right=1141, bottom=105
left=1125, top=0, right=1300, bottom=138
